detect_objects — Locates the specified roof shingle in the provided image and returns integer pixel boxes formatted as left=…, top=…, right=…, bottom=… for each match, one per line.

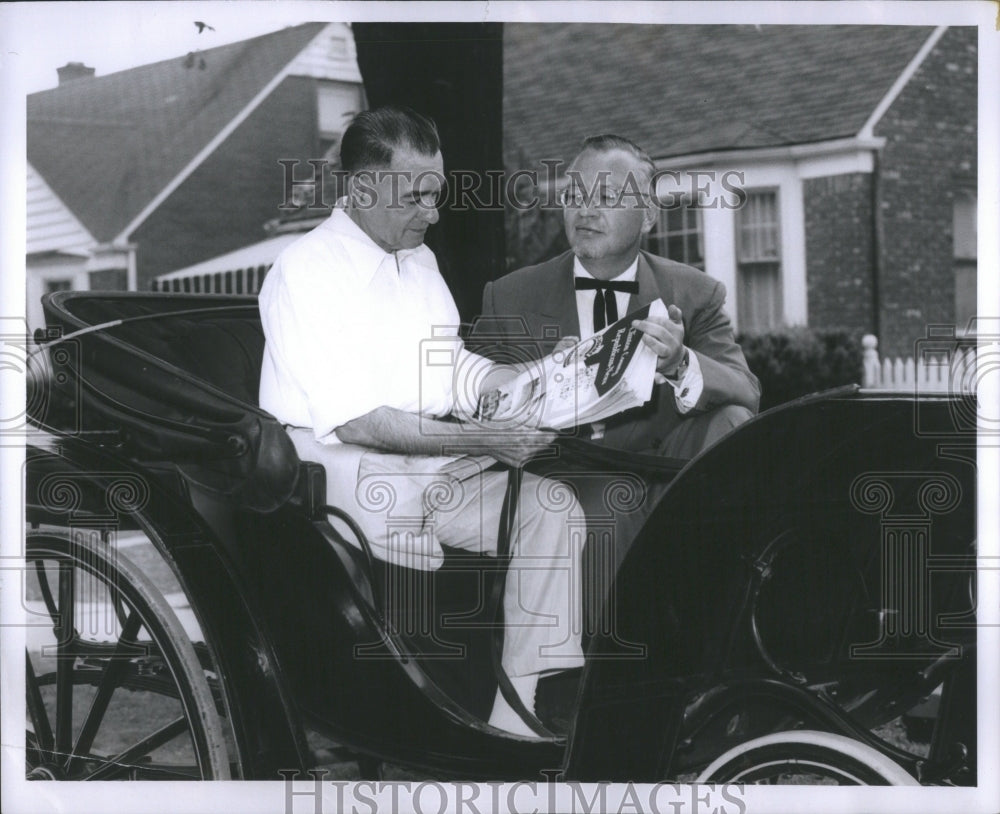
left=28, top=23, right=327, bottom=242
left=504, top=24, right=936, bottom=169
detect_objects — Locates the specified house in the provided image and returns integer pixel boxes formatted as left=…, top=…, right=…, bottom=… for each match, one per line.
left=26, top=22, right=363, bottom=329
left=76, top=23, right=976, bottom=361
left=503, top=24, right=977, bottom=357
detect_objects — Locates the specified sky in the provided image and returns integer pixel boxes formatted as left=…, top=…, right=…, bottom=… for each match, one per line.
left=1, top=2, right=322, bottom=96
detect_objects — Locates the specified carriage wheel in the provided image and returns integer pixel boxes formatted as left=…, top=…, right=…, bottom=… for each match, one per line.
left=695, top=731, right=919, bottom=785
left=24, top=530, right=231, bottom=780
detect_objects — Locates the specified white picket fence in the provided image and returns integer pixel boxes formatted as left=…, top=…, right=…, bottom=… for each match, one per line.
left=861, top=334, right=976, bottom=393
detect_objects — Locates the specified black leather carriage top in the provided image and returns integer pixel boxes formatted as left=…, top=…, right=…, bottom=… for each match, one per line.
left=37, top=291, right=299, bottom=513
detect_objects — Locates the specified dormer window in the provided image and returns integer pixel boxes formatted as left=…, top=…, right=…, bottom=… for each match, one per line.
left=317, top=81, right=362, bottom=164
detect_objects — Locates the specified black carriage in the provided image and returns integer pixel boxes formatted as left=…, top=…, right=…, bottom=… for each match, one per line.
left=23, top=291, right=977, bottom=784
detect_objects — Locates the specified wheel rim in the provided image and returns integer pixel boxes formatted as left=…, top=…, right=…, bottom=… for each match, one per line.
left=716, top=757, right=875, bottom=785
left=697, top=731, right=919, bottom=786
left=25, top=531, right=231, bottom=780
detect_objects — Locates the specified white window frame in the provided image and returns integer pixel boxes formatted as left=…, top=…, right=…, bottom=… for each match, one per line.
left=645, top=197, right=705, bottom=270
left=735, top=187, right=783, bottom=334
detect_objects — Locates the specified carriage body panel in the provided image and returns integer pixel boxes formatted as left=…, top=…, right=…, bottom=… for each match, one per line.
left=26, top=291, right=978, bottom=782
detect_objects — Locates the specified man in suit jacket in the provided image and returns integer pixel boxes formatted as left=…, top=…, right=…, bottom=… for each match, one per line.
left=481, top=134, right=759, bottom=458
left=477, top=134, right=760, bottom=634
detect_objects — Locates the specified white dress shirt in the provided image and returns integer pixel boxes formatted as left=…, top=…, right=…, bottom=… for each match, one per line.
left=259, top=207, right=484, bottom=443
left=572, top=257, right=702, bottom=413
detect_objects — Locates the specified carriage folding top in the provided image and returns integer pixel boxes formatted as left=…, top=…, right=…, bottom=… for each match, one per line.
left=24, top=290, right=979, bottom=783
left=35, top=292, right=299, bottom=510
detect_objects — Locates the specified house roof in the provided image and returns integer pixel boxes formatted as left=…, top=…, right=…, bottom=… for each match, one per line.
left=154, top=230, right=305, bottom=282
left=503, top=24, right=937, bottom=169
left=27, top=22, right=328, bottom=244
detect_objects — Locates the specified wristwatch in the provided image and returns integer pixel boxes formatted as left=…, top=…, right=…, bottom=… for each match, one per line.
left=665, top=347, right=690, bottom=382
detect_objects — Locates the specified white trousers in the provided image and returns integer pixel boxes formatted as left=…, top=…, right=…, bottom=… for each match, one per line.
left=287, top=429, right=584, bottom=678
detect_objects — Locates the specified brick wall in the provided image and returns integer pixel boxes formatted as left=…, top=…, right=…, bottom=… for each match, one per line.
left=132, top=76, right=327, bottom=289
left=873, top=26, right=977, bottom=357
left=804, top=172, right=876, bottom=337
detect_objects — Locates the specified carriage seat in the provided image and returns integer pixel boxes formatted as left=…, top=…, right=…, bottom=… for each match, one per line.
left=105, top=308, right=266, bottom=409
left=172, top=316, right=265, bottom=407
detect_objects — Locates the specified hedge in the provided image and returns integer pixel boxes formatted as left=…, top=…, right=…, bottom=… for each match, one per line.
left=736, top=327, right=863, bottom=412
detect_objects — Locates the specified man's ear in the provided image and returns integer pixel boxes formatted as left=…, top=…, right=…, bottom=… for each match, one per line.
left=640, top=200, right=658, bottom=234
left=348, top=171, right=376, bottom=210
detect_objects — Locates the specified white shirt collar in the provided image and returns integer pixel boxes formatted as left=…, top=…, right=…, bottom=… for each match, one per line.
left=323, top=201, right=429, bottom=286
left=573, top=255, right=639, bottom=283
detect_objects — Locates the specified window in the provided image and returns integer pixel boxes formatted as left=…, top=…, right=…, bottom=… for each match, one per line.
left=317, top=82, right=363, bottom=162
left=44, top=279, right=73, bottom=294
left=326, top=35, right=348, bottom=59
left=644, top=199, right=704, bottom=269
left=953, top=192, right=976, bottom=332
left=736, top=189, right=782, bottom=333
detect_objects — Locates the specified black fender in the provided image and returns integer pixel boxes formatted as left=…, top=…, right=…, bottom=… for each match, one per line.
left=565, top=389, right=977, bottom=780
left=24, top=434, right=311, bottom=778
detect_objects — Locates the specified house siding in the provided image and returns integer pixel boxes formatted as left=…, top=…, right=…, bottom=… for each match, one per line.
left=27, top=164, right=95, bottom=256
left=803, top=172, right=876, bottom=337
left=872, top=26, right=977, bottom=357
left=131, top=76, right=326, bottom=289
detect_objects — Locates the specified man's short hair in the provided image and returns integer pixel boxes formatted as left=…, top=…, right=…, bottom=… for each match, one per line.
left=576, top=133, right=657, bottom=193
left=340, top=106, right=441, bottom=173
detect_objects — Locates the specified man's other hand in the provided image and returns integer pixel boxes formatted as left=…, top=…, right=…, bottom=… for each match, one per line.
left=633, top=304, right=686, bottom=376
left=472, top=423, right=557, bottom=467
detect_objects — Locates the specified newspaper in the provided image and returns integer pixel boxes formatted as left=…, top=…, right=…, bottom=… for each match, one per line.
left=438, top=300, right=668, bottom=481
left=473, top=299, right=668, bottom=430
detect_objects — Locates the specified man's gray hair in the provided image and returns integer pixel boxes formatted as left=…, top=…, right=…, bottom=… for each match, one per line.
left=576, top=133, right=656, bottom=193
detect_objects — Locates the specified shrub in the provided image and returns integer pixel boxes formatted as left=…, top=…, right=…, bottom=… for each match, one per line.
left=737, top=327, right=863, bottom=412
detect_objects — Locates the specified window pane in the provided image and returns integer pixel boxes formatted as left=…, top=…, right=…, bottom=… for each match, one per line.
left=645, top=199, right=704, bottom=269
left=317, top=82, right=362, bottom=135
left=685, top=233, right=704, bottom=267
left=665, top=207, right=682, bottom=233
left=667, top=235, right=686, bottom=263
left=684, top=206, right=699, bottom=231
left=736, top=190, right=782, bottom=332
left=44, top=279, right=72, bottom=294
left=737, top=263, right=781, bottom=333
left=737, top=190, right=780, bottom=262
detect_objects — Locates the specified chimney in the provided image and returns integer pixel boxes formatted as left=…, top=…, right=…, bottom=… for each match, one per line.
left=57, top=62, right=95, bottom=85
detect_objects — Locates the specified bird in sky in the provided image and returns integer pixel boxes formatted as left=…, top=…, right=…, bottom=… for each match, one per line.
left=194, top=21, right=215, bottom=34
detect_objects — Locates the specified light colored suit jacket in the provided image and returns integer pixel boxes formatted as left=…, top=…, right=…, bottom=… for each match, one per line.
left=477, top=250, right=760, bottom=453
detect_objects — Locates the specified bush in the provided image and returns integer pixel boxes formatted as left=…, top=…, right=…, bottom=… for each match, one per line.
left=737, top=327, right=863, bottom=412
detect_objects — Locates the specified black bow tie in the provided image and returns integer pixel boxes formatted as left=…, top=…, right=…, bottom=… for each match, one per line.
left=574, top=277, right=639, bottom=331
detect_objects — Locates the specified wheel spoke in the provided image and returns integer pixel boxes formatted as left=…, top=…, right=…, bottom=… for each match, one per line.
left=112, top=593, right=130, bottom=629
left=54, top=562, right=76, bottom=760
left=26, top=657, right=54, bottom=761
left=33, top=559, right=59, bottom=619
left=84, top=717, right=187, bottom=780
left=70, top=609, right=144, bottom=763
left=26, top=532, right=231, bottom=781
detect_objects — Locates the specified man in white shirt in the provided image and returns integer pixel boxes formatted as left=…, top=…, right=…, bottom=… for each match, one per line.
left=259, top=107, right=583, bottom=738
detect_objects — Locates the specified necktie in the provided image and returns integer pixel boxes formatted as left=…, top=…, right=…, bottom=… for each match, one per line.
left=574, top=277, right=640, bottom=331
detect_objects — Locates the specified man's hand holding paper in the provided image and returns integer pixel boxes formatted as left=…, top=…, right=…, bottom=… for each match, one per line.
left=474, top=299, right=670, bottom=432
